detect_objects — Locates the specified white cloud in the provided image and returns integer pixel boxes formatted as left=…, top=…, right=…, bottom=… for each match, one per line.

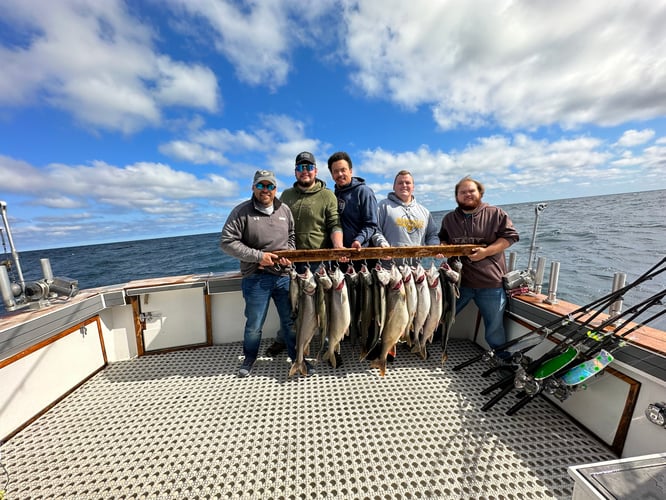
left=0, top=0, right=220, bottom=133
left=616, top=129, right=656, bottom=147
left=358, top=132, right=640, bottom=206
left=165, top=0, right=292, bottom=89
left=159, top=114, right=331, bottom=176
left=342, top=0, right=666, bottom=130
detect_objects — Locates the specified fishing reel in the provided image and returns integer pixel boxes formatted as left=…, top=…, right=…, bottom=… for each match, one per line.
left=513, top=367, right=541, bottom=395
left=543, top=378, right=572, bottom=401
left=503, top=270, right=533, bottom=291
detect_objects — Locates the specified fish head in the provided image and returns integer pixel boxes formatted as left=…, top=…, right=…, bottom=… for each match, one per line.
left=399, top=264, right=413, bottom=280
left=328, top=266, right=346, bottom=289
left=345, top=263, right=357, bottom=277
left=389, top=265, right=404, bottom=290
left=426, top=263, right=440, bottom=287
left=298, top=267, right=317, bottom=294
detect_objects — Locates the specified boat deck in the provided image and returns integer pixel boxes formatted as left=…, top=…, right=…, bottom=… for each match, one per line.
left=1, top=339, right=616, bottom=499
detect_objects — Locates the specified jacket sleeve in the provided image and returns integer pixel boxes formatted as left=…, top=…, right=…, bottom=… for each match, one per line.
left=220, top=208, right=262, bottom=263
left=370, top=199, right=389, bottom=247
left=497, top=210, right=519, bottom=245
left=354, top=186, right=379, bottom=246
left=325, top=192, right=343, bottom=235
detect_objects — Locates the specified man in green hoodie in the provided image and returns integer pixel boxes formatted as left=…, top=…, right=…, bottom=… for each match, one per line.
left=264, top=151, right=344, bottom=356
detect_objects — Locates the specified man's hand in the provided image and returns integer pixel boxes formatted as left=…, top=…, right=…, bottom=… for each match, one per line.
left=261, top=252, right=291, bottom=267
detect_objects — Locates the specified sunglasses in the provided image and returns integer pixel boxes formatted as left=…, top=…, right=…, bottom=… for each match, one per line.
left=295, top=164, right=316, bottom=172
left=255, top=183, right=276, bottom=191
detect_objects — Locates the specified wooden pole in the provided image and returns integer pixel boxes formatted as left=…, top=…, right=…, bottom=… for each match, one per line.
left=272, top=244, right=481, bottom=263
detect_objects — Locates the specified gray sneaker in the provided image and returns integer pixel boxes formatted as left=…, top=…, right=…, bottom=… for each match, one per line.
left=238, top=359, right=255, bottom=377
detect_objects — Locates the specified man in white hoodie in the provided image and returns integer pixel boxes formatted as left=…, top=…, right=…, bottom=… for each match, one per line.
left=372, top=170, right=440, bottom=255
left=370, top=170, right=440, bottom=361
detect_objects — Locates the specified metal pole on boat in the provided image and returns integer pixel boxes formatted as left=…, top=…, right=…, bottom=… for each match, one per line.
left=0, top=200, right=25, bottom=288
left=533, top=256, right=546, bottom=295
left=508, top=252, right=517, bottom=272
left=526, top=203, right=548, bottom=275
left=608, top=272, right=627, bottom=322
left=544, top=261, right=560, bottom=304
left=0, top=264, right=17, bottom=309
left=40, top=258, right=54, bottom=281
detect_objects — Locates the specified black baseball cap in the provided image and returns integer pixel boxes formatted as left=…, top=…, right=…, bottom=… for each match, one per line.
left=295, top=151, right=316, bottom=165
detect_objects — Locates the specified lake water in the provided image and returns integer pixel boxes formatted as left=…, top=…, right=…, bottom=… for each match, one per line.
left=3, top=189, right=665, bottom=329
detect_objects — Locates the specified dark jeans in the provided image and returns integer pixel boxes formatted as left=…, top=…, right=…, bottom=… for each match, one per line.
left=241, top=272, right=296, bottom=362
left=456, top=286, right=507, bottom=349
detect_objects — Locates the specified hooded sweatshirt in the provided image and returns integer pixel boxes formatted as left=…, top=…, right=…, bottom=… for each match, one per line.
left=372, top=192, right=440, bottom=248
left=438, top=202, right=519, bottom=288
left=280, top=178, right=342, bottom=250
left=334, top=177, right=378, bottom=248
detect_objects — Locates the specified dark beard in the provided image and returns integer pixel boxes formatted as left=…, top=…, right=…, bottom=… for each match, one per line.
left=297, top=178, right=315, bottom=189
left=457, top=199, right=480, bottom=211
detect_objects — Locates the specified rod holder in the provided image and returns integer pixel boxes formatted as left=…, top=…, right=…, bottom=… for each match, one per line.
left=608, top=272, right=626, bottom=322
left=508, top=252, right=517, bottom=272
left=40, top=258, right=54, bottom=281
left=544, top=261, right=560, bottom=304
left=533, top=257, right=546, bottom=295
left=0, top=264, right=16, bottom=309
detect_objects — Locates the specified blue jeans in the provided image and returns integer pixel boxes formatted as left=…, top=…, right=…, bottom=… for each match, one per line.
left=456, top=286, right=507, bottom=349
left=241, top=272, right=297, bottom=362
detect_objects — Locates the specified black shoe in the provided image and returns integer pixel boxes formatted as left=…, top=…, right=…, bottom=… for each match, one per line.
left=265, top=341, right=286, bottom=356
left=305, top=361, right=315, bottom=376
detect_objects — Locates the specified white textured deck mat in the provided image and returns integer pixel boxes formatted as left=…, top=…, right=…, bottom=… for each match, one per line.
left=2, top=339, right=616, bottom=499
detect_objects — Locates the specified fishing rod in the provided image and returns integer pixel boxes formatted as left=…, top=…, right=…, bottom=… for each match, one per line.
left=453, top=256, right=666, bottom=371
left=547, top=306, right=666, bottom=400
left=504, top=288, right=666, bottom=416
left=480, top=286, right=666, bottom=411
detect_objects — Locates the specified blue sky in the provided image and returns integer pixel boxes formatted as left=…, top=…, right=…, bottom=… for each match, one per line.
left=2, top=0, right=666, bottom=251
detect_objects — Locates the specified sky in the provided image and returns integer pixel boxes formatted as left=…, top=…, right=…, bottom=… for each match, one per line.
left=1, top=0, right=666, bottom=251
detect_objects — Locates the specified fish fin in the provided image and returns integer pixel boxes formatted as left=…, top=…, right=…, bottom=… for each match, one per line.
left=441, top=352, right=448, bottom=365
left=369, top=358, right=387, bottom=376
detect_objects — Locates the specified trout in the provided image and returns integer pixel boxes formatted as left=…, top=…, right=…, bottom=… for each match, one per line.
left=400, top=264, right=417, bottom=346
left=314, top=264, right=332, bottom=359
left=344, top=264, right=360, bottom=347
left=370, top=265, right=409, bottom=376
left=411, top=263, right=430, bottom=356
left=357, top=263, right=374, bottom=358
left=365, top=263, right=390, bottom=359
left=322, top=266, right=351, bottom=368
left=418, top=262, right=443, bottom=360
left=289, top=268, right=318, bottom=377
left=439, top=259, right=461, bottom=364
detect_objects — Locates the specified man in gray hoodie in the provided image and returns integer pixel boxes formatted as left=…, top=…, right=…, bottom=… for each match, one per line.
left=372, top=170, right=440, bottom=259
